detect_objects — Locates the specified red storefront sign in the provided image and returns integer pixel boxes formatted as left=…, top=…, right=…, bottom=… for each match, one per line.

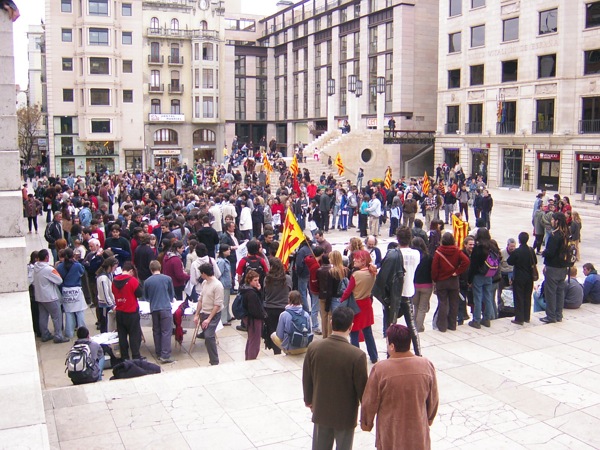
left=537, top=152, right=560, bottom=161
left=576, top=153, right=600, bottom=162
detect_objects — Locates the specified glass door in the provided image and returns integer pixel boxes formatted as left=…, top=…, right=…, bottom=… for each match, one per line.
left=502, top=148, right=523, bottom=187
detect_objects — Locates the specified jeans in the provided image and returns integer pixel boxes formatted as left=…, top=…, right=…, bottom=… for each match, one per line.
left=38, top=300, right=65, bottom=340
left=221, top=288, right=232, bottom=322
left=348, top=207, right=355, bottom=227
left=339, top=211, right=347, bottom=230
left=389, top=217, right=399, bottom=237
left=27, top=216, right=38, bottom=232
left=350, top=326, right=378, bottom=363
left=444, top=204, right=454, bottom=223
left=309, top=292, right=320, bottom=331
left=411, top=286, right=433, bottom=332
left=298, top=276, right=310, bottom=313
left=200, top=311, right=221, bottom=365
left=332, top=204, right=340, bottom=228
left=472, top=274, right=494, bottom=322
left=152, top=309, right=172, bottom=359
left=544, top=266, right=567, bottom=322
left=116, top=310, right=142, bottom=359
left=64, top=310, right=86, bottom=338
left=533, top=291, right=546, bottom=312
left=97, top=354, right=105, bottom=381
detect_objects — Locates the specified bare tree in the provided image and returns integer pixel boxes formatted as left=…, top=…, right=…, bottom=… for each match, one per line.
left=17, top=105, right=42, bottom=166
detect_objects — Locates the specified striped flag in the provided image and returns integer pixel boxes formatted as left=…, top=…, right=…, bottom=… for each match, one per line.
left=438, top=180, right=446, bottom=195
left=422, top=171, right=430, bottom=195
left=290, top=154, right=299, bottom=178
left=212, top=169, right=218, bottom=184
left=262, top=153, right=273, bottom=173
left=275, top=208, right=306, bottom=269
left=334, top=153, right=344, bottom=176
left=452, top=214, right=469, bottom=249
left=384, top=167, right=392, bottom=190
left=266, top=171, right=271, bottom=186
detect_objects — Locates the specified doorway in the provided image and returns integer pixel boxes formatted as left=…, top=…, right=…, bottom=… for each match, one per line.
left=502, top=148, right=522, bottom=187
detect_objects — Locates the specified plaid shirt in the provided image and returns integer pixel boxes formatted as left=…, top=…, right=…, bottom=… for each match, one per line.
left=424, top=196, right=437, bottom=211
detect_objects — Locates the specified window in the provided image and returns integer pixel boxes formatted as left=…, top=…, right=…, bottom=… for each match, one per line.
left=63, top=89, right=74, bottom=102
left=468, top=104, right=483, bottom=134
left=171, top=18, right=179, bottom=30
left=61, top=0, right=72, bottom=13
left=386, top=22, right=393, bottom=51
left=470, top=64, right=484, bottom=85
left=496, top=101, right=516, bottom=134
left=202, top=43, right=214, bottom=61
left=539, top=9, right=557, bottom=35
left=91, top=120, right=111, bottom=133
left=369, top=27, right=377, bottom=54
left=90, top=57, right=109, bottom=74
left=471, top=25, right=485, bottom=47
left=150, top=70, right=160, bottom=88
left=122, top=60, right=132, bottom=73
left=195, top=69, right=200, bottom=88
left=151, top=99, right=161, bottom=114
left=502, top=60, right=518, bottom=82
left=584, top=49, right=600, bottom=75
left=449, top=32, right=461, bottom=53
left=449, top=0, right=462, bottom=17
left=448, top=69, right=461, bottom=89
left=234, top=55, right=245, bottom=75
left=446, top=105, right=459, bottom=134
left=203, top=69, right=214, bottom=89
left=123, top=90, right=133, bottom=103
left=534, top=99, right=554, bottom=133
left=203, top=97, right=214, bottom=118
left=171, top=99, right=180, bottom=114
left=538, top=54, right=556, bottom=78
left=503, top=17, right=519, bottom=41
left=122, top=32, right=132, bottom=45
left=472, top=0, right=485, bottom=8
left=89, top=0, right=108, bottom=16
left=62, top=58, right=73, bottom=71
left=581, top=97, right=600, bottom=132
left=90, top=88, right=110, bottom=105
left=89, top=28, right=109, bottom=45
left=150, top=17, right=159, bottom=32
left=153, top=129, right=177, bottom=145
left=122, top=3, right=132, bottom=16
left=62, top=28, right=72, bottom=42
left=586, top=2, right=600, bottom=28
left=193, top=129, right=215, bottom=145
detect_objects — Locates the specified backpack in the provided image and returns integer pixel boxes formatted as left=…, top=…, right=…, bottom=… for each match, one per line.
left=44, top=222, right=54, bottom=243
left=481, top=250, right=500, bottom=277
left=241, top=255, right=266, bottom=285
left=65, top=343, right=95, bottom=385
left=231, top=292, right=247, bottom=320
left=565, top=242, right=577, bottom=267
left=287, top=309, right=313, bottom=348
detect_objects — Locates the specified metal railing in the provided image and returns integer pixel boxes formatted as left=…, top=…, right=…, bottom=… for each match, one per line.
left=148, top=83, right=164, bottom=93
left=168, top=84, right=184, bottom=94
left=532, top=120, right=554, bottom=134
left=148, top=55, right=164, bottom=64
left=168, top=55, right=183, bottom=65
left=466, top=122, right=482, bottom=134
left=146, top=28, right=220, bottom=40
left=445, top=123, right=459, bottom=134
left=579, top=119, right=600, bottom=134
left=496, top=121, right=516, bottom=135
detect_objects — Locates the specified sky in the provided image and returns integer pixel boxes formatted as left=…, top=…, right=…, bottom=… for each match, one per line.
left=12, top=0, right=279, bottom=89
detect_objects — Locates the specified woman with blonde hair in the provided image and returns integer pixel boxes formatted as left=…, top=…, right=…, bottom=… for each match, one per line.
left=340, top=249, right=379, bottom=363
left=344, top=237, right=365, bottom=271
left=318, top=250, right=349, bottom=337
left=569, top=210, right=582, bottom=261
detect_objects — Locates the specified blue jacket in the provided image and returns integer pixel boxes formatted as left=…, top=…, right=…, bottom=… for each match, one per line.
left=583, top=272, right=600, bottom=304
left=217, top=257, right=232, bottom=289
left=56, top=261, right=85, bottom=288
left=276, top=305, right=311, bottom=350
left=143, top=274, right=174, bottom=311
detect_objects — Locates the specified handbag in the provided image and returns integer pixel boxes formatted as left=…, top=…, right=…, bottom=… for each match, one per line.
left=530, top=248, right=539, bottom=282
left=344, top=292, right=361, bottom=315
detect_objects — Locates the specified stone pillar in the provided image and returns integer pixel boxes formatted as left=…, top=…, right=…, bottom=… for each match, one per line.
left=0, top=11, right=50, bottom=448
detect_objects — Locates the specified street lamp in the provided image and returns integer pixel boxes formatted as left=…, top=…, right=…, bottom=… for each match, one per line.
left=377, top=76, right=385, bottom=94
left=348, top=74, right=357, bottom=93
left=355, top=80, right=363, bottom=97
left=327, top=78, right=335, bottom=96
left=376, top=76, right=386, bottom=130
left=327, top=79, right=336, bottom=132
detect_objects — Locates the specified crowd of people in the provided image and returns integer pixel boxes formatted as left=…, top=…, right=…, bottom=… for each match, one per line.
left=22, top=147, right=600, bottom=449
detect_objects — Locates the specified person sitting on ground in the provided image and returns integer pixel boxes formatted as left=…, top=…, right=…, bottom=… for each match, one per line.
left=564, top=267, right=584, bottom=309
left=67, top=326, right=104, bottom=384
left=582, top=263, right=600, bottom=304
left=272, top=290, right=312, bottom=355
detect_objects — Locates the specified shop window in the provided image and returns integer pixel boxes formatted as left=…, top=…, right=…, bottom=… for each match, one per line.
left=153, top=129, right=178, bottom=145
left=91, top=120, right=111, bottom=133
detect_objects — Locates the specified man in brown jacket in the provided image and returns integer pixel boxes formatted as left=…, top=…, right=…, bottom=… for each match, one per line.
left=302, top=307, right=368, bottom=450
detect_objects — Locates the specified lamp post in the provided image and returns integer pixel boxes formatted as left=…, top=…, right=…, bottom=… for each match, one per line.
left=327, top=78, right=336, bottom=132
left=376, top=76, right=385, bottom=131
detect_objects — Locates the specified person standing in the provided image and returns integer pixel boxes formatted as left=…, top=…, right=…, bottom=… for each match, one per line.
left=45, top=212, right=63, bottom=263
left=194, top=263, right=223, bottom=366
left=144, top=260, right=175, bottom=364
left=263, top=257, right=293, bottom=354
left=240, top=270, right=266, bottom=360
left=24, top=193, right=42, bottom=234
left=56, top=248, right=87, bottom=338
left=302, top=307, right=368, bottom=450
left=216, top=244, right=233, bottom=324
left=467, top=228, right=499, bottom=329
left=540, top=213, right=569, bottom=323
left=162, top=240, right=190, bottom=300
left=506, top=232, right=536, bottom=325
left=361, top=324, right=439, bottom=450
left=112, top=261, right=144, bottom=360
left=33, top=249, right=69, bottom=343
left=481, top=189, right=493, bottom=230
left=402, top=193, right=418, bottom=229
left=366, top=193, right=382, bottom=237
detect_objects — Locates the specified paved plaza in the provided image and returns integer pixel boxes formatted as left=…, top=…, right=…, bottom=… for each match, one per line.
left=30, top=188, right=600, bottom=449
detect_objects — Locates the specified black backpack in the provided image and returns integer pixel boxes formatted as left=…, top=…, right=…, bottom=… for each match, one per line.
left=287, top=309, right=313, bottom=348
left=242, top=255, right=266, bottom=285
left=231, top=292, right=247, bottom=320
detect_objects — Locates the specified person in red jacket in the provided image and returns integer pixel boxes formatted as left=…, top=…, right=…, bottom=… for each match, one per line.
left=112, top=261, right=144, bottom=360
left=162, top=240, right=190, bottom=300
left=431, top=232, right=470, bottom=332
left=304, top=246, right=325, bottom=335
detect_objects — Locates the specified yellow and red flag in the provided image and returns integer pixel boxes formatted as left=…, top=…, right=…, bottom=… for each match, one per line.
left=290, top=154, right=299, bottom=178
left=384, top=167, right=392, bottom=190
left=422, top=171, right=430, bottom=195
left=212, top=168, right=218, bottom=184
left=262, top=153, right=273, bottom=173
left=438, top=180, right=446, bottom=195
left=275, top=208, right=306, bottom=269
left=452, top=214, right=469, bottom=249
left=334, top=153, right=344, bottom=176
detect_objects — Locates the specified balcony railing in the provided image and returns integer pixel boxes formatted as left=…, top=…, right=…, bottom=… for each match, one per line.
left=532, top=120, right=554, bottom=134
left=579, top=119, right=600, bottom=134
left=466, top=122, right=482, bottom=134
left=146, top=28, right=220, bottom=40
left=445, top=123, right=459, bottom=134
left=148, top=83, right=164, bottom=93
left=168, top=83, right=184, bottom=94
left=496, top=121, right=516, bottom=135
left=148, top=55, right=164, bottom=64
left=168, top=55, right=184, bottom=65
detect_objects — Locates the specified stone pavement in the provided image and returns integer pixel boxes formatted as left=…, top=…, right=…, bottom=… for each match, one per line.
left=27, top=187, right=600, bottom=449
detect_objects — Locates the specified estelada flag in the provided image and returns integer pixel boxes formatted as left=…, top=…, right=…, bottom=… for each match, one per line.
left=422, top=171, right=430, bottom=195
left=334, top=153, right=344, bottom=176
left=384, top=167, right=392, bottom=190
left=452, top=213, right=469, bottom=249
left=290, top=154, right=299, bottom=178
left=262, top=153, right=273, bottom=172
left=275, top=208, right=306, bottom=269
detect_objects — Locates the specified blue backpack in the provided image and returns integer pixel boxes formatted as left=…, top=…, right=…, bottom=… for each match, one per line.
left=231, top=292, right=247, bottom=320
left=287, top=309, right=313, bottom=348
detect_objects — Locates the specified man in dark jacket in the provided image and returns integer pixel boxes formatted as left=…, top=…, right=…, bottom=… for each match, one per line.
left=481, top=189, right=493, bottom=230
left=133, top=234, right=157, bottom=284
left=196, top=215, right=220, bottom=258
left=45, top=212, right=63, bottom=262
left=540, top=212, right=569, bottom=324
left=318, top=188, right=333, bottom=231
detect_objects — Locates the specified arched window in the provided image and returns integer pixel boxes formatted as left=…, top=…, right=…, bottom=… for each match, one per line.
left=150, top=17, right=159, bottom=33
left=200, top=20, right=208, bottom=30
left=154, top=129, right=178, bottom=145
left=193, top=129, right=216, bottom=145
left=171, top=18, right=179, bottom=30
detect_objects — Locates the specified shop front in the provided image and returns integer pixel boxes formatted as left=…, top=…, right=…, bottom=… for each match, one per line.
left=537, top=152, right=560, bottom=191
left=153, top=149, right=181, bottom=170
left=502, top=147, right=523, bottom=188
left=471, top=148, right=488, bottom=182
left=576, top=153, right=600, bottom=193
left=444, top=148, right=460, bottom=166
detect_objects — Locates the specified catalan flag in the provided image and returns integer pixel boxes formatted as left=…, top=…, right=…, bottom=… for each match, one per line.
left=334, top=153, right=344, bottom=176
left=266, top=171, right=271, bottom=186
left=438, top=180, right=446, bottom=195
left=212, top=168, right=218, bottom=184
left=262, top=153, right=273, bottom=173
left=422, top=171, right=430, bottom=196
left=275, top=208, right=306, bottom=269
left=384, top=167, right=392, bottom=190
left=290, top=154, right=299, bottom=178
left=452, top=213, right=469, bottom=249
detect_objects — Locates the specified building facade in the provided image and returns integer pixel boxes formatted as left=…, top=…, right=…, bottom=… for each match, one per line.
left=436, top=0, right=600, bottom=194
left=26, top=24, right=48, bottom=167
